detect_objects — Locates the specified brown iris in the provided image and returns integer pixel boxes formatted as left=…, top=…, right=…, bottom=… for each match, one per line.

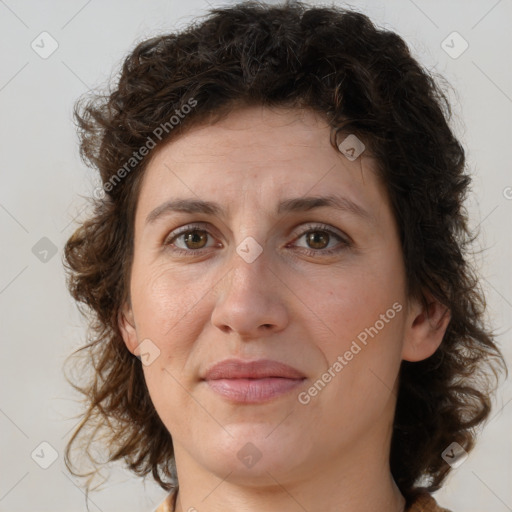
left=183, top=230, right=209, bottom=250
left=305, top=231, right=329, bottom=250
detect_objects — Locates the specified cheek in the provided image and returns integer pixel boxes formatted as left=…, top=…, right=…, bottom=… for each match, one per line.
left=130, top=259, right=219, bottom=369
left=313, top=259, right=404, bottom=338
left=130, top=265, right=233, bottom=449
left=132, top=262, right=214, bottom=423
left=306, top=287, right=404, bottom=433
left=309, top=259, right=406, bottom=390
left=132, top=260, right=193, bottom=331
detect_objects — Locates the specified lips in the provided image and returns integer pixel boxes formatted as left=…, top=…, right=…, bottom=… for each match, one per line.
left=203, top=359, right=305, bottom=380
left=202, top=359, right=306, bottom=403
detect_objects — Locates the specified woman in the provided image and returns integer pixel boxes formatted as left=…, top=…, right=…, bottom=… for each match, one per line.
left=63, top=2, right=506, bottom=511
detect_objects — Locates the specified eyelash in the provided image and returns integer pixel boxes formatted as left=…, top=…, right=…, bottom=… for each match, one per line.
left=163, top=222, right=351, bottom=258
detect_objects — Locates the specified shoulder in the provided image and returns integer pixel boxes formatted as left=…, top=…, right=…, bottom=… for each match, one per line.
left=154, top=489, right=177, bottom=512
left=407, top=493, right=452, bottom=512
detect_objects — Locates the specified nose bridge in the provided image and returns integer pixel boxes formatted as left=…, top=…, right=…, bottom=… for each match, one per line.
left=211, top=234, right=288, bottom=336
left=226, top=235, right=273, bottom=300
left=228, top=192, right=272, bottom=278
left=225, top=188, right=285, bottom=298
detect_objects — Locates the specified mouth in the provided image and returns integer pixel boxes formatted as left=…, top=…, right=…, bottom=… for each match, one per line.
left=202, top=359, right=306, bottom=404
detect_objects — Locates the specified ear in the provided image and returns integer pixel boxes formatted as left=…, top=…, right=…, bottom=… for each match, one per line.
left=401, top=292, right=451, bottom=362
left=118, top=300, right=138, bottom=355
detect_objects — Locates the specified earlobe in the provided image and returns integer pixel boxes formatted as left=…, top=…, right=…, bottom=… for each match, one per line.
left=401, top=293, right=451, bottom=362
left=118, top=302, right=138, bottom=354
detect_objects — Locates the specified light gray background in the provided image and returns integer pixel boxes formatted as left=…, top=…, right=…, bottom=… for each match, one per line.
left=1, top=0, right=511, bottom=511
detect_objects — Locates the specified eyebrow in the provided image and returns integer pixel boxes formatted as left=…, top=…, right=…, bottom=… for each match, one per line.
left=145, top=195, right=375, bottom=226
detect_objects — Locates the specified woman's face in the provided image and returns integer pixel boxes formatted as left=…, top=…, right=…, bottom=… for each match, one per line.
left=119, top=105, right=442, bottom=485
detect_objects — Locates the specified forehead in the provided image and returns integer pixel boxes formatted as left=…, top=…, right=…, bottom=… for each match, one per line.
left=136, top=105, right=388, bottom=221
left=151, top=105, right=347, bottom=164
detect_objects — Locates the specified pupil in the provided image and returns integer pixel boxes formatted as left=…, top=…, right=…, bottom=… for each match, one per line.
left=186, top=231, right=206, bottom=249
left=308, top=231, right=328, bottom=249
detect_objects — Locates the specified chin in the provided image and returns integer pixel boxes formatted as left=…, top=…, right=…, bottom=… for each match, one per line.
left=198, top=425, right=306, bottom=484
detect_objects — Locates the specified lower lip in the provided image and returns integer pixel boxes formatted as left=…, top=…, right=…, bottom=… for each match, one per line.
left=205, top=377, right=305, bottom=403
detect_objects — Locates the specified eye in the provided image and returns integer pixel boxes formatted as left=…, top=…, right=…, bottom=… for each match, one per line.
left=164, top=223, right=220, bottom=255
left=290, top=223, right=350, bottom=256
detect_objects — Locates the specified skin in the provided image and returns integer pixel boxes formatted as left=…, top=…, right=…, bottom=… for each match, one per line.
left=119, top=105, right=450, bottom=512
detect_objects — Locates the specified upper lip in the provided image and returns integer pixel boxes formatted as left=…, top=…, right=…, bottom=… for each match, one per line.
left=202, top=359, right=305, bottom=380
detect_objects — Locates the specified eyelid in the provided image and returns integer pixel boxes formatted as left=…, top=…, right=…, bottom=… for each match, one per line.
left=290, top=222, right=350, bottom=243
left=163, top=221, right=218, bottom=246
left=287, top=223, right=351, bottom=256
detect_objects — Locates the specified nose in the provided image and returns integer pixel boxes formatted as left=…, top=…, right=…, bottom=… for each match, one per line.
left=210, top=245, right=289, bottom=340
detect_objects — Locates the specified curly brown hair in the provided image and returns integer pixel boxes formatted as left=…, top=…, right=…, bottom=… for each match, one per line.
left=63, top=0, right=506, bottom=505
